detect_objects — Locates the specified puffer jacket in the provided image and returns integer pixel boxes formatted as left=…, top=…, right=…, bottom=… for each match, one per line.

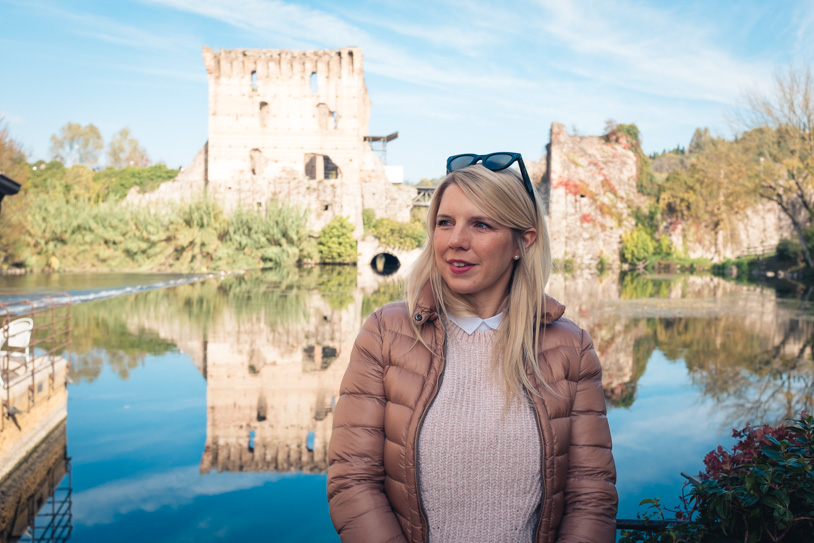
left=327, top=285, right=618, bottom=542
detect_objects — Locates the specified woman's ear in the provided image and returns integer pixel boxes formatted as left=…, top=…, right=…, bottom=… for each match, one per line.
left=521, top=228, right=537, bottom=251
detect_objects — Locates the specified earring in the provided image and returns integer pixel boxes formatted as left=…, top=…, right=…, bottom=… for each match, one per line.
left=513, top=255, right=520, bottom=260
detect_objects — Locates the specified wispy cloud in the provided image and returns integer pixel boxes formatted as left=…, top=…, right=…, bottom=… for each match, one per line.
left=531, top=0, right=774, bottom=105
left=142, top=0, right=537, bottom=92
left=9, top=0, right=200, bottom=55
left=73, top=465, right=290, bottom=525
left=0, top=110, right=25, bottom=125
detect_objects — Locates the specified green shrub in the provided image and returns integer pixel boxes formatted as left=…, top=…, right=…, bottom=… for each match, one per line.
left=369, top=217, right=426, bottom=250
left=318, top=216, right=357, bottom=264
left=363, top=209, right=426, bottom=250
left=362, top=208, right=376, bottom=232
left=621, top=225, right=656, bottom=264
left=776, top=238, right=801, bottom=262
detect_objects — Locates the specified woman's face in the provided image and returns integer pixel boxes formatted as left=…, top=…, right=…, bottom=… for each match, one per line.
left=433, top=184, right=534, bottom=318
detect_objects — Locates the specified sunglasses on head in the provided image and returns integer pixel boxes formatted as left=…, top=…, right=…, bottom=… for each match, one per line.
left=446, top=152, right=536, bottom=209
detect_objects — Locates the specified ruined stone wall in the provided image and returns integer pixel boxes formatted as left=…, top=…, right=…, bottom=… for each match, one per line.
left=545, top=122, right=794, bottom=266
left=125, top=46, right=416, bottom=241
left=544, top=122, right=641, bottom=269
left=667, top=200, right=793, bottom=261
left=203, top=46, right=370, bottom=184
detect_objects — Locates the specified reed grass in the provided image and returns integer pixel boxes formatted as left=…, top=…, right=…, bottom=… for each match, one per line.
left=8, top=195, right=309, bottom=272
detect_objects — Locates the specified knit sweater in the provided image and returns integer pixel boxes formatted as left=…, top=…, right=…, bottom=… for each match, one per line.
left=416, top=319, right=543, bottom=542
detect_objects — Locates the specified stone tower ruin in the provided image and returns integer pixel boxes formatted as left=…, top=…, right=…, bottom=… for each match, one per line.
left=202, top=46, right=374, bottom=185
left=126, top=46, right=415, bottom=237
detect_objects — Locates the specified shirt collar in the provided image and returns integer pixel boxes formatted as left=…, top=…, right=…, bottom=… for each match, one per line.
left=447, top=312, right=503, bottom=335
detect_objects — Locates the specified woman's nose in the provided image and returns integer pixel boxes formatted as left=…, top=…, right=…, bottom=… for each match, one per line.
left=448, top=225, right=469, bottom=249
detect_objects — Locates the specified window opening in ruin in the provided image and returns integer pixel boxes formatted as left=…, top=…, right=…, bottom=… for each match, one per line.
left=310, top=71, right=318, bottom=94
left=248, top=430, right=256, bottom=453
left=259, top=101, right=269, bottom=128
left=332, top=111, right=338, bottom=129
left=324, top=155, right=340, bottom=179
left=257, top=394, right=267, bottom=421
left=251, top=70, right=258, bottom=91
left=250, top=148, right=264, bottom=176
left=348, top=50, right=354, bottom=72
left=323, top=204, right=329, bottom=211
left=305, top=154, right=341, bottom=180
left=316, top=103, right=331, bottom=131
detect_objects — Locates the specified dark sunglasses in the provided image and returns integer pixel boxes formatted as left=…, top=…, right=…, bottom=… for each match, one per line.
left=446, top=152, right=536, bottom=209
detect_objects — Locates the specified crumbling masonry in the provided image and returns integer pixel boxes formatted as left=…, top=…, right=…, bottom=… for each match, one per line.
left=126, top=46, right=415, bottom=237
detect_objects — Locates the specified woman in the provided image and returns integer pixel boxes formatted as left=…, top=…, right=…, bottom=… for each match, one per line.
left=327, top=153, right=617, bottom=543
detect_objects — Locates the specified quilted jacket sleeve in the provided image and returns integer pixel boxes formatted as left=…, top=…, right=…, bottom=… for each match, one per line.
left=327, top=310, right=407, bottom=543
left=556, top=329, right=618, bottom=542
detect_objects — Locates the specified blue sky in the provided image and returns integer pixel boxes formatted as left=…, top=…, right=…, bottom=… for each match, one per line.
left=0, top=0, right=810, bottom=181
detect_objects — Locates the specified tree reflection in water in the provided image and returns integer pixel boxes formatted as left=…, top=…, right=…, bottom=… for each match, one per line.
left=64, top=270, right=814, bottom=467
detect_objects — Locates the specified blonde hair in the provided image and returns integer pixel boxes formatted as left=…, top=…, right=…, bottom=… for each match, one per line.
left=406, top=164, right=553, bottom=399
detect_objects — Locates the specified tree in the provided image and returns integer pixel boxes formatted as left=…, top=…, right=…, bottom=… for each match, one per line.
left=107, top=128, right=150, bottom=169
left=49, top=122, right=103, bottom=167
left=687, top=127, right=712, bottom=154
left=0, top=118, right=29, bottom=183
left=741, top=66, right=814, bottom=268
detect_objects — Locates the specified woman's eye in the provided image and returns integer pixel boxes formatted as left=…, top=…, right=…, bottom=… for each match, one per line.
left=475, top=221, right=491, bottom=229
left=436, top=219, right=451, bottom=226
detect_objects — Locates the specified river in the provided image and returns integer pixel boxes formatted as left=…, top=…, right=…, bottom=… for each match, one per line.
left=1, top=269, right=812, bottom=542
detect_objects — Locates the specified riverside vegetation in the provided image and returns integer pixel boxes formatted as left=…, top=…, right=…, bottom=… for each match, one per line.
left=0, top=121, right=427, bottom=272
left=5, top=67, right=814, bottom=273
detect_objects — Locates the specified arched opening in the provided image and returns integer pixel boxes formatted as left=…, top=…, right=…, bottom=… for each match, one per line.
left=250, top=148, right=264, bottom=176
left=332, top=111, right=338, bottom=129
left=371, top=253, right=400, bottom=276
left=316, top=103, right=331, bottom=131
left=305, top=153, right=341, bottom=180
left=310, top=71, right=318, bottom=94
left=251, top=70, right=258, bottom=91
left=259, top=101, right=269, bottom=128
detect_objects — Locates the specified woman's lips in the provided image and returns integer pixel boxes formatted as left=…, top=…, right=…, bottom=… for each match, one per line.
left=447, top=260, right=474, bottom=275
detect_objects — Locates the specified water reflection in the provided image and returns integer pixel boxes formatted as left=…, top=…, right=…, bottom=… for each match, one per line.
left=0, top=420, right=71, bottom=542
left=63, top=270, right=814, bottom=469
left=4, top=269, right=814, bottom=541
left=547, top=273, right=814, bottom=426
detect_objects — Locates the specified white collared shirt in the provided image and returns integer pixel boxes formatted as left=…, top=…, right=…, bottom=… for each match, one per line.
left=447, top=312, right=504, bottom=335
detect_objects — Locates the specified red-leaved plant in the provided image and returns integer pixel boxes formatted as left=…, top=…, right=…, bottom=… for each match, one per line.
left=620, top=412, right=814, bottom=543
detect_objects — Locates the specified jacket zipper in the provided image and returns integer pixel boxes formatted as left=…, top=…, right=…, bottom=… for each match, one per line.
left=414, top=329, right=447, bottom=543
left=530, top=393, right=545, bottom=542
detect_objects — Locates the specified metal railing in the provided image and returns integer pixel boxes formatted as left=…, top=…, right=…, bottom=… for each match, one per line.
left=413, top=186, right=435, bottom=207
left=0, top=293, right=72, bottom=432
left=19, top=459, right=73, bottom=543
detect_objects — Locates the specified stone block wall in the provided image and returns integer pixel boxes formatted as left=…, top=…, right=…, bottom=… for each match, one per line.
left=667, top=199, right=793, bottom=261
left=125, top=46, right=417, bottom=244
left=544, top=122, right=640, bottom=269
left=203, top=46, right=370, bottom=184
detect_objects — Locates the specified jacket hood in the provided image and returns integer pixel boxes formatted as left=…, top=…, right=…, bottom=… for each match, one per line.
left=413, top=282, right=566, bottom=326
